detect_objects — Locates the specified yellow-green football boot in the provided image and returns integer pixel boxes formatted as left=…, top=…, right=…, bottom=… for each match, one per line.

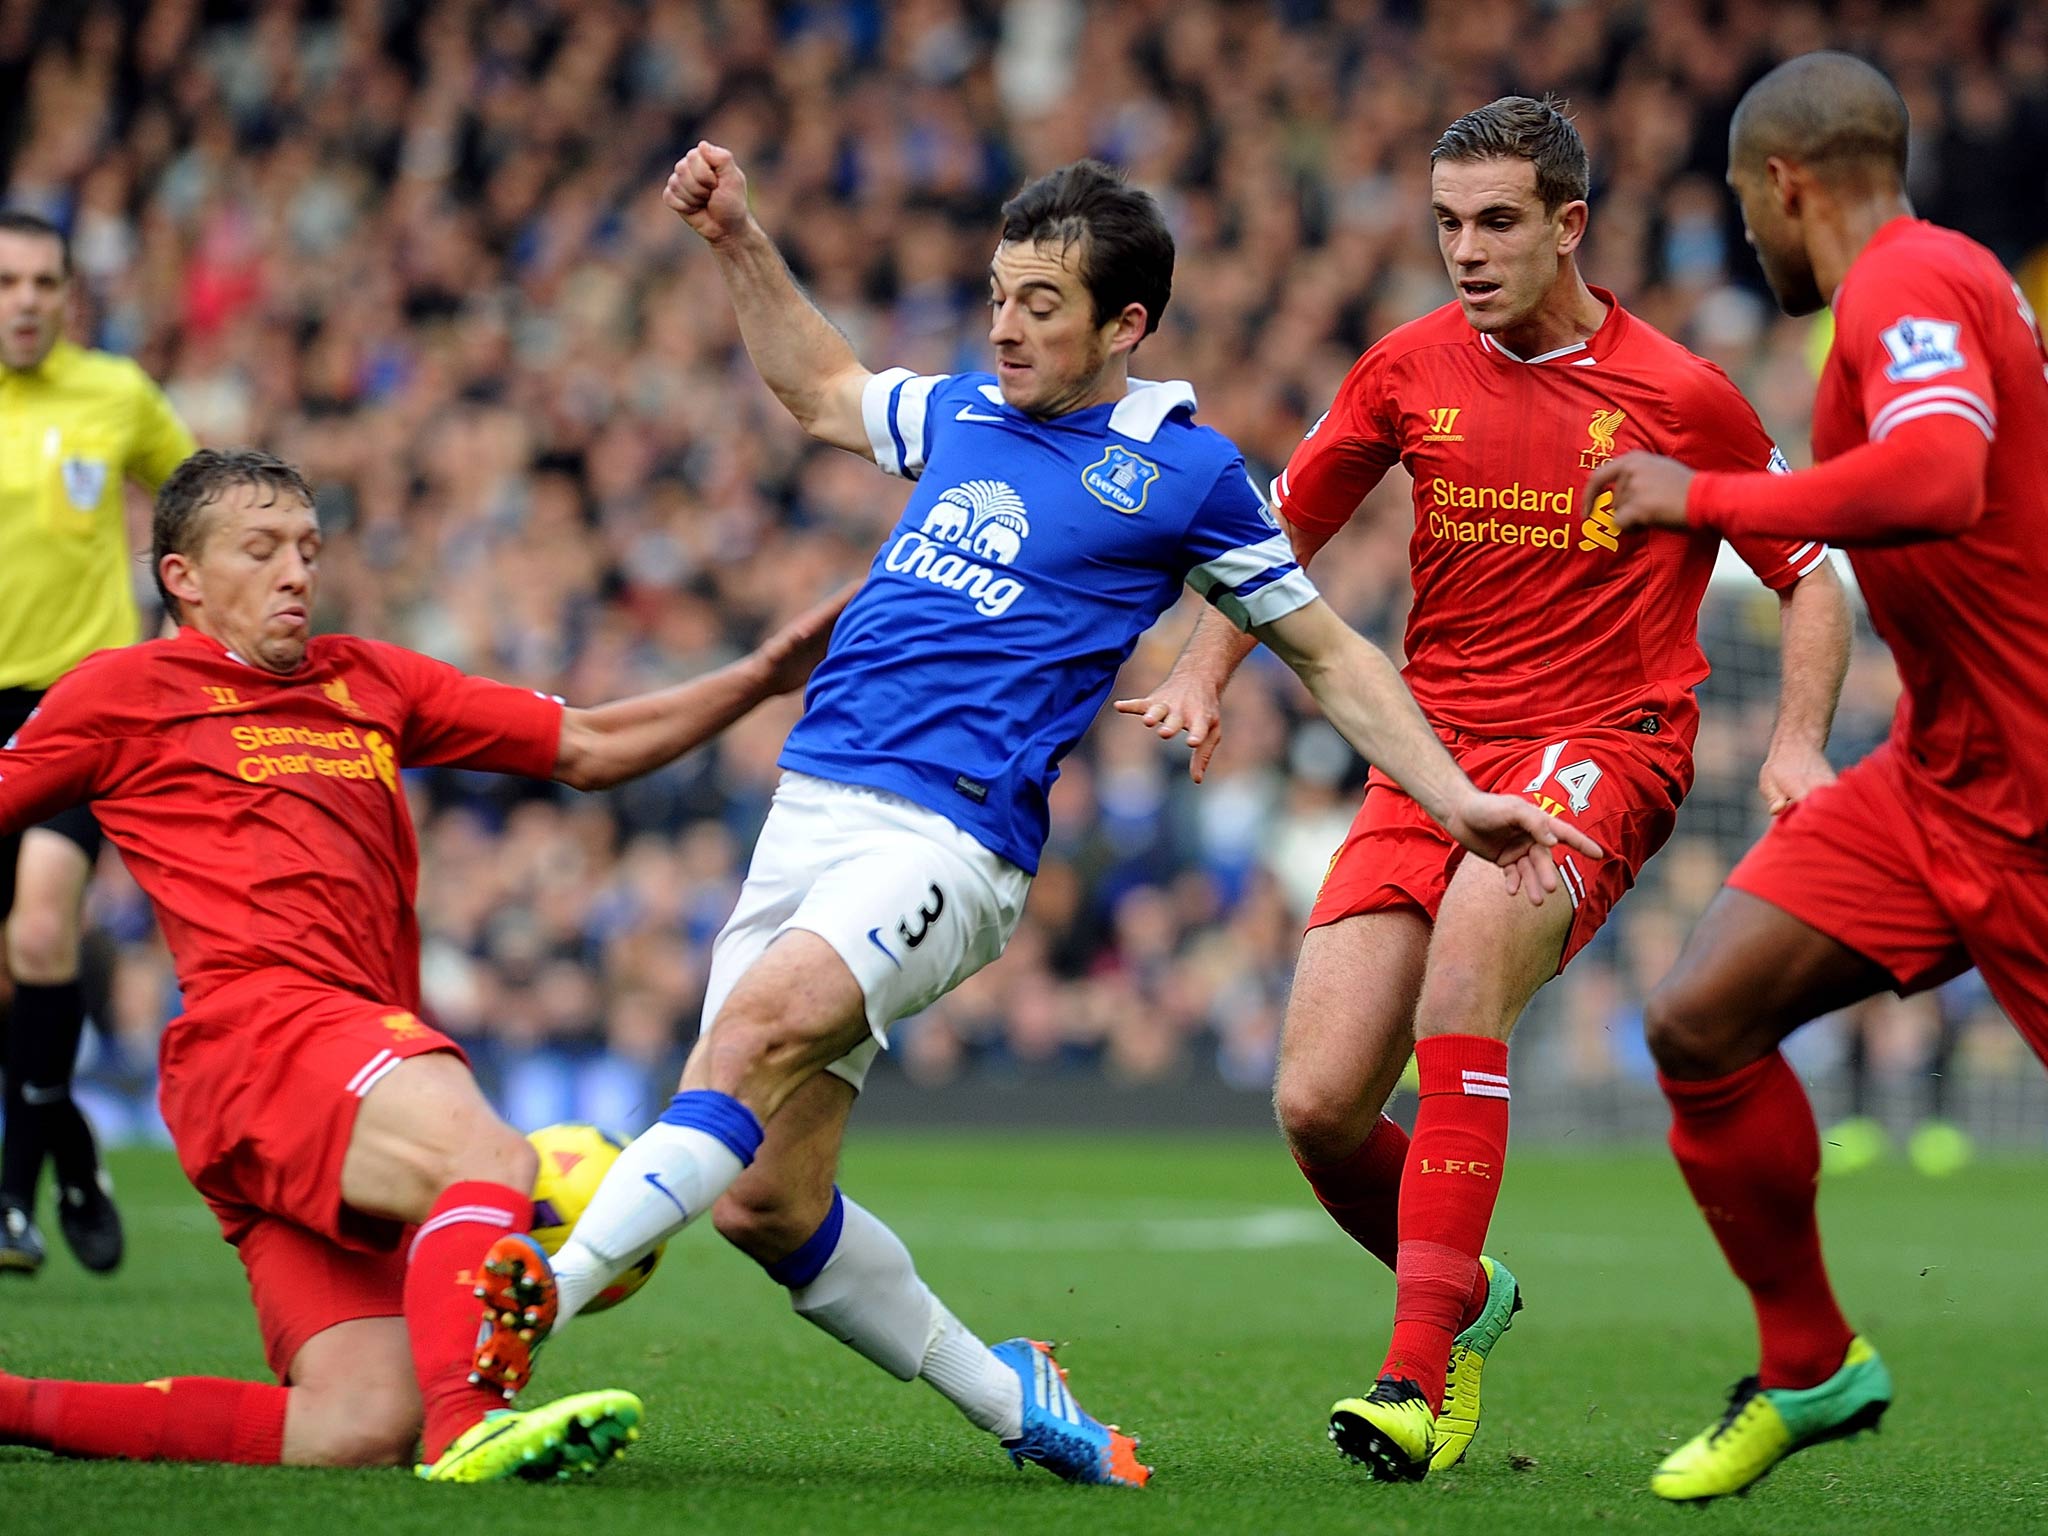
left=416, top=1388, right=643, bottom=1483
left=1652, top=1336, right=1891, bottom=1503
left=1432, top=1255, right=1522, bottom=1471
left=1329, top=1376, right=1435, bottom=1481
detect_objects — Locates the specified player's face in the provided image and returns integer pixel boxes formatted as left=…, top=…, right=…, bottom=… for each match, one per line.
left=1430, top=158, right=1583, bottom=333
left=175, top=486, right=323, bottom=673
left=986, top=239, right=1133, bottom=417
left=0, top=230, right=68, bottom=371
left=1728, top=163, right=1824, bottom=317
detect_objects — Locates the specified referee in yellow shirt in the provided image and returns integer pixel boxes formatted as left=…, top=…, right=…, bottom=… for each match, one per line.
left=0, top=210, right=196, bottom=1276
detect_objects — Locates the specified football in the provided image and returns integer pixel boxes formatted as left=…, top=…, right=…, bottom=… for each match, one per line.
left=527, top=1122, right=665, bottom=1314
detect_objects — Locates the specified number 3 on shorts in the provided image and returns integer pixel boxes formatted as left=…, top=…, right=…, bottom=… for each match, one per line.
left=1523, top=740, right=1602, bottom=814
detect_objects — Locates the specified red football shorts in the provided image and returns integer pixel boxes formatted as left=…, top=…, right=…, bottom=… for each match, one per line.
left=1308, top=722, right=1692, bottom=971
left=157, top=966, right=465, bottom=1380
left=1728, top=741, right=2048, bottom=1063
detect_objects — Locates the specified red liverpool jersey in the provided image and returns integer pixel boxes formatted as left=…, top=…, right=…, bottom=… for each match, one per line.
left=1807, top=220, right=2048, bottom=842
left=0, top=626, right=562, bottom=1009
left=1275, top=290, right=1826, bottom=742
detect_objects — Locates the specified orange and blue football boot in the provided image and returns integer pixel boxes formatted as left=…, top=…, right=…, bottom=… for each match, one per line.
left=992, top=1338, right=1151, bottom=1487
left=469, top=1232, right=557, bottom=1401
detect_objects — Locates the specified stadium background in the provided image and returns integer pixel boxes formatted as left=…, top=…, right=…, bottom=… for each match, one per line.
left=3, top=0, right=2045, bottom=1147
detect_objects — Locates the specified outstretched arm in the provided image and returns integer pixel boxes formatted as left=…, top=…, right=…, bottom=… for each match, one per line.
left=1758, top=561, right=1851, bottom=814
left=554, top=584, right=852, bottom=791
left=1120, top=597, right=1602, bottom=902
left=664, top=142, right=872, bottom=456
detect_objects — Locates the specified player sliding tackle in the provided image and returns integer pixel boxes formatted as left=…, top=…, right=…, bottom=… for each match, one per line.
left=1592, top=52, right=2048, bottom=1504
left=0, top=450, right=847, bottom=1483
left=470, top=142, right=1599, bottom=1490
left=1129, top=96, right=1850, bottom=1482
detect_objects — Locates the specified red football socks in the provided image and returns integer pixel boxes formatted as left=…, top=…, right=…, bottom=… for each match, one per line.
left=1296, top=1113, right=1409, bottom=1271
left=408, top=1179, right=533, bottom=1462
left=0, top=1371, right=285, bottom=1463
left=1384, top=1035, right=1511, bottom=1410
left=1661, top=1052, right=1854, bottom=1389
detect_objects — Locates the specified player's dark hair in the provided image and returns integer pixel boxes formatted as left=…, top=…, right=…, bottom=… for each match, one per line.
left=152, top=449, right=315, bottom=620
left=1730, top=52, right=1909, bottom=181
left=0, top=208, right=70, bottom=277
left=999, top=161, right=1173, bottom=339
left=1432, top=96, right=1590, bottom=211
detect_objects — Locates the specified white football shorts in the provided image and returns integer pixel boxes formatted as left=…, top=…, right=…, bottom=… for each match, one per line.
left=697, top=772, right=1031, bottom=1090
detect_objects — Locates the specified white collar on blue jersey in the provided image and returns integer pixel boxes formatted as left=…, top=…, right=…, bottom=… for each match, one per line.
left=1109, top=377, right=1199, bottom=442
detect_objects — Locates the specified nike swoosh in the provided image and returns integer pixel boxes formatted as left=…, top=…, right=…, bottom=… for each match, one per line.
left=955, top=406, right=1006, bottom=423
left=643, top=1172, right=688, bottom=1221
left=866, top=927, right=903, bottom=969
left=435, top=1414, right=523, bottom=1472
left=19, top=1083, right=70, bottom=1106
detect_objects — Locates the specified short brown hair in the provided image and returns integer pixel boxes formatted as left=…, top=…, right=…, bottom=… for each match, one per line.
left=999, top=160, right=1174, bottom=338
left=152, top=449, right=314, bottom=619
left=1432, top=96, right=1590, bottom=211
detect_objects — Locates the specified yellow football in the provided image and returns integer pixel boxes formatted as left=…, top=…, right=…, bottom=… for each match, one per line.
left=527, top=1122, right=665, bottom=1314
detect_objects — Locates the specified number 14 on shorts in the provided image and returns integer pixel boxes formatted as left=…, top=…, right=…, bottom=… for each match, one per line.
left=1523, top=741, right=1602, bottom=814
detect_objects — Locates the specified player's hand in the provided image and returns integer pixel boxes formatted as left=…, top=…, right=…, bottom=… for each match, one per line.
left=1587, top=452, right=1695, bottom=532
left=1444, top=789, right=1604, bottom=906
left=753, top=581, right=858, bottom=696
left=664, top=141, right=753, bottom=247
left=1113, top=669, right=1227, bottom=782
left=1758, top=739, right=1835, bottom=815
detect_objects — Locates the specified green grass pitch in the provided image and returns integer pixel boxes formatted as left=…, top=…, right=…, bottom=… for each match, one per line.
left=3, top=1136, right=2044, bottom=1534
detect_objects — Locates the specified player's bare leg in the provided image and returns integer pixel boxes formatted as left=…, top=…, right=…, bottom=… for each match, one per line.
left=280, top=1317, right=423, bottom=1466
left=1642, top=889, right=1896, bottom=1501
left=1331, top=857, right=1567, bottom=1481
left=519, top=931, right=873, bottom=1344
left=1, top=828, right=117, bottom=1276
left=1274, top=910, right=1430, bottom=1265
left=338, top=1051, right=642, bottom=1481
left=0, top=1314, right=413, bottom=1467
left=712, top=1073, right=1148, bottom=1487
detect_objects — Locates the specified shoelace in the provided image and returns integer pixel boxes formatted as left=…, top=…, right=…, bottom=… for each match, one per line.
left=1706, top=1376, right=1763, bottom=1445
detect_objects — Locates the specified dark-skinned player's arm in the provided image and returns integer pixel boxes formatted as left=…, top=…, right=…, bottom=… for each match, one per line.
left=1590, top=415, right=1990, bottom=545
left=553, top=584, right=854, bottom=792
left=661, top=140, right=873, bottom=457
left=1120, top=596, right=1602, bottom=905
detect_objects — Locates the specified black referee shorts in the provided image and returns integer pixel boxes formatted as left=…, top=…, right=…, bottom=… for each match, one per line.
left=0, top=688, right=104, bottom=922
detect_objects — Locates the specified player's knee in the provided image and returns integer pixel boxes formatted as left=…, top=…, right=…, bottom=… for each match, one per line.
left=452, top=1115, right=537, bottom=1194
left=702, top=996, right=828, bottom=1088
left=1643, top=977, right=1736, bottom=1079
left=4, top=902, right=79, bottom=983
left=711, top=1184, right=816, bottom=1265
left=411, top=1113, right=536, bottom=1203
left=1273, top=1067, right=1364, bottom=1166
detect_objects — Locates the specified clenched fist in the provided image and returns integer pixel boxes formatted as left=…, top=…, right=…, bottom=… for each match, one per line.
left=663, top=141, right=753, bottom=247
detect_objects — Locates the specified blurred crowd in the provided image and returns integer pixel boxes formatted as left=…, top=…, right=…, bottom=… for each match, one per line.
left=3, top=0, right=2043, bottom=1138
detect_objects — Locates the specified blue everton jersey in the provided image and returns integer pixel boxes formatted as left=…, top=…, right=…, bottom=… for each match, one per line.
left=779, top=370, right=1318, bottom=873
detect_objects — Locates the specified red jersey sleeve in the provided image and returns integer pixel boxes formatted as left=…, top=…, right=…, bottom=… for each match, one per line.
left=1689, top=243, right=2003, bottom=544
left=0, top=671, right=132, bottom=835
left=1271, top=347, right=1401, bottom=539
left=1839, top=256, right=2000, bottom=449
left=370, top=643, right=565, bottom=778
left=1671, top=363, right=1830, bottom=590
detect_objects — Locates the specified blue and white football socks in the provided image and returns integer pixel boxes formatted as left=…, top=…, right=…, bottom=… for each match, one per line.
left=765, top=1188, right=1023, bottom=1438
left=551, top=1090, right=762, bottom=1323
